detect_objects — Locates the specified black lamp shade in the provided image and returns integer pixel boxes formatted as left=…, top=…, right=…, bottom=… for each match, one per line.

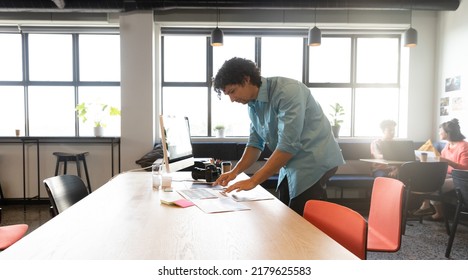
left=211, top=27, right=224, bottom=46
left=308, top=26, right=322, bottom=46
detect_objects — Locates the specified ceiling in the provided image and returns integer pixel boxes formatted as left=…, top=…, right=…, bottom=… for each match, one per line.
left=0, top=0, right=461, bottom=13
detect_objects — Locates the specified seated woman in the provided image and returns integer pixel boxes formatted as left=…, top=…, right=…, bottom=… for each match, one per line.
left=413, top=118, right=468, bottom=220
left=370, top=119, right=398, bottom=178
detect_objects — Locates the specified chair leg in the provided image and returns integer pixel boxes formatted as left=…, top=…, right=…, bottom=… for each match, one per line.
left=54, top=158, right=60, bottom=175
left=445, top=203, right=461, bottom=258
left=81, top=157, right=92, bottom=193
left=402, top=188, right=411, bottom=235
left=0, top=181, right=4, bottom=203
left=75, top=156, right=82, bottom=178
left=443, top=203, right=451, bottom=235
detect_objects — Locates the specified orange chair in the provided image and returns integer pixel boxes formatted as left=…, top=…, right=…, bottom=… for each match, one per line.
left=303, top=200, right=368, bottom=259
left=367, top=177, right=405, bottom=252
left=0, top=224, right=29, bottom=250
left=0, top=209, right=29, bottom=250
left=0, top=182, right=29, bottom=250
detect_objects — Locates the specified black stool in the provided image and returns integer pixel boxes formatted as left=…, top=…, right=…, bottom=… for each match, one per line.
left=53, top=152, right=92, bottom=193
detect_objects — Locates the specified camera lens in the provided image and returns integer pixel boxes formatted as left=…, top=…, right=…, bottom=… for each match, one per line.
left=191, top=167, right=206, bottom=180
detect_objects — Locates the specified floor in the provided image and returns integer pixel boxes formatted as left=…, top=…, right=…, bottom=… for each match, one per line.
left=1, top=204, right=51, bottom=234
left=1, top=203, right=467, bottom=260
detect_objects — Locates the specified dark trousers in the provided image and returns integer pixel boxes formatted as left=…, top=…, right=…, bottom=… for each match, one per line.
left=277, top=166, right=338, bottom=216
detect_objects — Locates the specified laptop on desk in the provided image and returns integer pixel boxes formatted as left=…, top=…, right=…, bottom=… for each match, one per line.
left=380, top=140, right=416, bottom=162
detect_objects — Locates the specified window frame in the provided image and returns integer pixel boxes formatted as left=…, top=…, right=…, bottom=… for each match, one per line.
left=161, top=28, right=402, bottom=138
left=0, top=27, right=120, bottom=137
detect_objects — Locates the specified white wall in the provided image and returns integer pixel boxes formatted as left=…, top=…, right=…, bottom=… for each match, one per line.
left=119, top=11, right=157, bottom=172
left=405, top=11, right=439, bottom=141
left=436, top=0, right=468, bottom=139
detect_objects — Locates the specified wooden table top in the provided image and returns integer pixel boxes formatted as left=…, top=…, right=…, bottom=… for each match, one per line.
left=0, top=172, right=357, bottom=260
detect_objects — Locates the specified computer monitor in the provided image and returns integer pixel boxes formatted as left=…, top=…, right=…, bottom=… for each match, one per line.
left=159, top=115, right=195, bottom=173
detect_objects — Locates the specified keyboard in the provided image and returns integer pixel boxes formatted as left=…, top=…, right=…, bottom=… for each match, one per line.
left=178, top=188, right=219, bottom=200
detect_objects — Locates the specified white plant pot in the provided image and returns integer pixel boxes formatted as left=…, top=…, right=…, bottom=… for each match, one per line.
left=94, top=126, right=104, bottom=137
left=216, top=129, right=225, bottom=138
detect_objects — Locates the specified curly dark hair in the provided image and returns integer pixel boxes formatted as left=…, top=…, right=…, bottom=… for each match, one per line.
left=440, top=118, right=465, bottom=141
left=212, top=57, right=262, bottom=94
left=379, top=119, right=397, bottom=131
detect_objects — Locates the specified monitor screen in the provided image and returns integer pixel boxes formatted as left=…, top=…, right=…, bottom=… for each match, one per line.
left=159, top=115, right=195, bottom=173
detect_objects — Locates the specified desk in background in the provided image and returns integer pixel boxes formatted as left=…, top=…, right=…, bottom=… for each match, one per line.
left=360, top=158, right=411, bottom=165
left=0, top=172, right=357, bottom=260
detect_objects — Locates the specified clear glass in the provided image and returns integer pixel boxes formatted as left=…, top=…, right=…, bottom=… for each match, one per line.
left=152, top=163, right=162, bottom=190
left=0, top=34, right=23, bottom=81
left=78, top=86, right=121, bottom=136
left=261, top=37, right=303, bottom=80
left=312, top=88, right=352, bottom=137
left=79, top=34, right=120, bottom=82
left=163, top=36, right=207, bottom=82
left=0, top=86, right=25, bottom=136
left=28, top=86, right=75, bottom=136
left=309, top=37, right=351, bottom=83
left=161, top=87, right=208, bottom=136
left=213, top=36, right=256, bottom=78
left=354, top=88, right=400, bottom=137
left=356, top=38, right=399, bottom=83
left=29, top=34, right=73, bottom=81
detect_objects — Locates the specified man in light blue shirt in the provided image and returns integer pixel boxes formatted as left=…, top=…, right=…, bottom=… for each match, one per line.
left=213, top=57, right=345, bottom=215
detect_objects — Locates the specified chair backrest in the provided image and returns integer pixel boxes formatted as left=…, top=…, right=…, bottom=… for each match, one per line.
left=367, top=177, right=405, bottom=252
left=303, top=200, right=368, bottom=259
left=452, top=169, right=468, bottom=208
left=0, top=223, right=29, bottom=250
left=398, top=161, right=448, bottom=193
left=43, top=175, right=89, bottom=216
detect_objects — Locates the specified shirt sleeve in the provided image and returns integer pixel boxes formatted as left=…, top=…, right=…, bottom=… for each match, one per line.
left=453, top=143, right=468, bottom=170
left=274, top=82, right=306, bottom=155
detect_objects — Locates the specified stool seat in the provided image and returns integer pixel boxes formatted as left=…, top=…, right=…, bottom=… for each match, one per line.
left=53, top=152, right=91, bottom=193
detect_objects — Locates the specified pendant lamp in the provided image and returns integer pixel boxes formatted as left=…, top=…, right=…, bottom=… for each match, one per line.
left=308, top=7, right=321, bottom=47
left=403, top=2, right=417, bottom=47
left=308, top=26, right=322, bottom=46
left=403, top=27, right=417, bottom=47
left=211, top=9, right=223, bottom=46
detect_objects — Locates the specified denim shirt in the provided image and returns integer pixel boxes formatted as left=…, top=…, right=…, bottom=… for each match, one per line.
left=247, top=77, right=345, bottom=198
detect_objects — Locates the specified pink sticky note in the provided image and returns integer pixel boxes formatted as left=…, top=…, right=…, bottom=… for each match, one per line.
left=173, top=199, right=195, bottom=208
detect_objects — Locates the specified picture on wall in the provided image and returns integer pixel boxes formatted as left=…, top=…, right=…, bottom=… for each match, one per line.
left=445, top=75, right=461, bottom=92
left=440, top=97, right=449, bottom=116
left=452, top=96, right=464, bottom=111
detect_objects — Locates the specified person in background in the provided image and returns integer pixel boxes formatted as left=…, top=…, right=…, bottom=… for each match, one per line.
left=212, top=57, right=345, bottom=215
left=413, top=118, right=468, bottom=220
left=370, top=119, right=399, bottom=178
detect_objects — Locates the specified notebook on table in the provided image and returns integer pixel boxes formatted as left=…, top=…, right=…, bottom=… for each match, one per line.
left=380, top=140, right=416, bottom=162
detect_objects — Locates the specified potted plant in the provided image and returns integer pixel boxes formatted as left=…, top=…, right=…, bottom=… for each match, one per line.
left=75, top=102, right=121, bottom=137
left=329, top=102, right=344, bottom=138
left=214, top=124, right=225, bottom=138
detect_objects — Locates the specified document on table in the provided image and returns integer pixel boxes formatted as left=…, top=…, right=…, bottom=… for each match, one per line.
left=192, top=197, right=250, bottom=213
left=223, top=186, right=276, bottom=202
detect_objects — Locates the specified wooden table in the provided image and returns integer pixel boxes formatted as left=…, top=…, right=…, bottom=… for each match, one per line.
left=0, top=172, right=357, bottom=260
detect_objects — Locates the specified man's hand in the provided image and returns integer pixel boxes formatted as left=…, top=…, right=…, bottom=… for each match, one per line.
left=223, top=178, right=257, bottom=193
left=212, top=171, right=237, bottom=187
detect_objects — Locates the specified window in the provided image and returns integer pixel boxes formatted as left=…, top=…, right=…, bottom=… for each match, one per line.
left=161, top=29, right=402, bottom=138
left=29, top=34, right=73, bottom=82
left=0, top=34, right=22, bottom=81
left=0, top=30, right=120, bottom=137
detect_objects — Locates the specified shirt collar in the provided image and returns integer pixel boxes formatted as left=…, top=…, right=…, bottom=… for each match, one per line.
left=249, top=77, right=269, bottom=106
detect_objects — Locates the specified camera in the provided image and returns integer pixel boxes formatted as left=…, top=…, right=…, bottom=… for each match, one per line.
left=191, top=162, right=221, bottom=182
